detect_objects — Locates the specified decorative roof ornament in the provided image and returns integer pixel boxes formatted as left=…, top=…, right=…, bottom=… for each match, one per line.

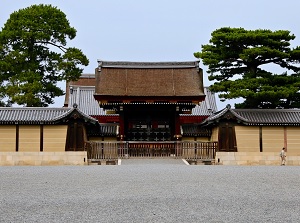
left=97, top=60, right=103, bottom=72
left=73, top=103, right=78, bottom=109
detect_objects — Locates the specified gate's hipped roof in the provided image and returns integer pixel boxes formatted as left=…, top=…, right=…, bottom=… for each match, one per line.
left=95, top=60, right=205, bottom=99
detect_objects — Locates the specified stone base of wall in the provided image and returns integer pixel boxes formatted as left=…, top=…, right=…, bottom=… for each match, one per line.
left=216, top=152, right=300, bottom=166
left=0, top=152, right=87, bottom=166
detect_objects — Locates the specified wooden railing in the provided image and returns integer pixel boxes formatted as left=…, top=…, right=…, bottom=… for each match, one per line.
left=84, top=141, right=217, bottom=161
left=180, top=141, right=216, bottom=160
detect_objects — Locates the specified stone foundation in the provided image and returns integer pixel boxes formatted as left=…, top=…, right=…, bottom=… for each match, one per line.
left=0, top=152, right=87, bottom=166
left=216, top=152, right=300, bottom=166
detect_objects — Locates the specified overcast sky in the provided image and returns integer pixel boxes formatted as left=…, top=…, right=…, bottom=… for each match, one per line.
left=1, top=0, right=300, bottom=109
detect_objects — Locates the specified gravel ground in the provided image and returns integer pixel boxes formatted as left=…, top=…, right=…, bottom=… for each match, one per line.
left=1, top=160, right=300, bottom=223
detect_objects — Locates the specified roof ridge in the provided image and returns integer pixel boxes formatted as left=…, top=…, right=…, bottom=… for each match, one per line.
left=234, top=108, right=300, bottom=112
left=230, top=110, right=249, bottom=122
left=0, top=107, right=69, bottom=110
left=97, top=60, right=200, bottom=69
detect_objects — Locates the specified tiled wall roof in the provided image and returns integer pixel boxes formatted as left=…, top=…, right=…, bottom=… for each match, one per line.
left=202, top=105, right=300, bottom=126
left=0, top=107, right=97, bottom=124
left=234, top=109, right=300, bottom=125
left=0, top=107, right=70, bottom=124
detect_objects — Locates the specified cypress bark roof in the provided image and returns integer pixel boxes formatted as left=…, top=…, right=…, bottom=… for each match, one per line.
left=95, top=60, right=204, bottom=99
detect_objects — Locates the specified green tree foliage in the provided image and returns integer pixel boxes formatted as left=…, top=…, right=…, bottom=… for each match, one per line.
left=0, top=4, right=89, bottom=107
left=194, top=27, right=300, bottom=108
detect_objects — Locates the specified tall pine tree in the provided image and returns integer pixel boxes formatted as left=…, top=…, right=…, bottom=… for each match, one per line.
left=194, top=27, right=300, bottom=108
left=0, top=4, right=89, bottom=107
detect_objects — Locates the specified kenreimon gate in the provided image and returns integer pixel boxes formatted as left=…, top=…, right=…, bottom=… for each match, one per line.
left=80, top=61, right=217, bottom=163
left=94, top=61, right=205, bottom=141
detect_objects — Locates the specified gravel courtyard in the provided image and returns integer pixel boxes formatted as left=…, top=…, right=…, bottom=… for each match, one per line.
left=1, top=159, right=300, bottom=223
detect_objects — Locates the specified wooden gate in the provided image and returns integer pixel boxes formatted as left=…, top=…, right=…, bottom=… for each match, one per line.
left=218, top=123, right=237, bottom=152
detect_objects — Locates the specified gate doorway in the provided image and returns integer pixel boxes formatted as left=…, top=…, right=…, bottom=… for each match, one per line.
left=218, top=123, right=237, bottom=152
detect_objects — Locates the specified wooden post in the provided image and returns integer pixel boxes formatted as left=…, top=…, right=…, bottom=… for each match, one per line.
left=119, top=106, right=125, bottom=140
left=174, top=105, right=181, bottom=141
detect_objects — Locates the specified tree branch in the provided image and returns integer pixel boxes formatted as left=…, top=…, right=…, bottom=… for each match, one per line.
left=35, top=41, right=67, bottom=52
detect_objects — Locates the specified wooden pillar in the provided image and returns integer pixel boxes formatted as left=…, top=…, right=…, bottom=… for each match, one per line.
left=119, top=106, right=125, bottom=141
left=174, top=105, right=181, bottom=141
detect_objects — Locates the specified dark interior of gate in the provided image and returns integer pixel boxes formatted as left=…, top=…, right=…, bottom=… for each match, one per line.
left=125, top=104, right=178, bottom=141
